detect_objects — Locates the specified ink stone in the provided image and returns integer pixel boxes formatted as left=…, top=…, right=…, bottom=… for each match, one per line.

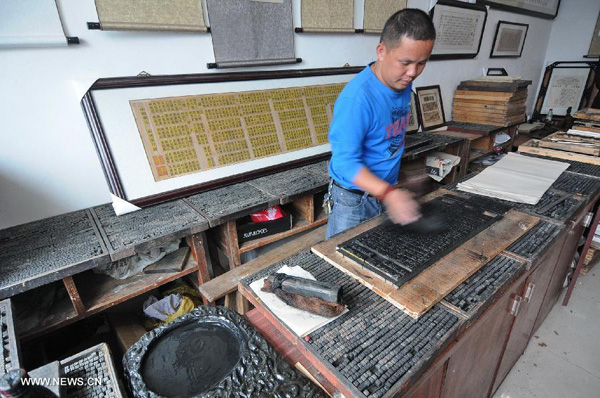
left=124, top=306, right=323, bottom=397
left=141, top=322, right=242, bottom=397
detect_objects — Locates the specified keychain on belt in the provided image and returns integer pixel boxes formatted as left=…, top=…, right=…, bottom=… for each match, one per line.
left=323, top=180, right=333, bottom=214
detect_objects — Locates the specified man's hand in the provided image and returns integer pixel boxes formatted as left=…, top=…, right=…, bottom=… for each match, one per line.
left=382, top=188, right=421, bottom=225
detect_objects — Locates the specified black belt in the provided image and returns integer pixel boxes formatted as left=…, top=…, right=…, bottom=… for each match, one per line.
left=332, top=180, right=369, bottom=196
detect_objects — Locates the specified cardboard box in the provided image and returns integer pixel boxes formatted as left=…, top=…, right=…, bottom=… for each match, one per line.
left=237, top=210, right=292, bottom=243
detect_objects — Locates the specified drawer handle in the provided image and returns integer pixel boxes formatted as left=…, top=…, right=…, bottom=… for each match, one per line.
left=524, top=283, right=535, bottom=302
left=511, top=296, right=523, bottom=317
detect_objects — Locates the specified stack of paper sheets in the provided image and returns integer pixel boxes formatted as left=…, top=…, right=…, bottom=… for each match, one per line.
left=457, top=153, right=569, bottom=204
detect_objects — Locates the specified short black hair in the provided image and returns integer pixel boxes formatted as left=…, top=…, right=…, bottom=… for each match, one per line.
left=380, top=8, right=436, bottom=48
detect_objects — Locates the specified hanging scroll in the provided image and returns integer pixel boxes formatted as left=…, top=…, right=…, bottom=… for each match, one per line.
left=207, top=0, right=297, bottom=68
left=430, top=0, right=487, bottom=60
left=587, top=12, right=600, bottom=58
left=363, top=0, right=407, bottom=34
left=300, top=0, right=355, bottom=33
left=94, top=0, right=207, bottom=32
left=0, top=0, right=73, bottom=48
left=476, top=0, right=560, bottom=20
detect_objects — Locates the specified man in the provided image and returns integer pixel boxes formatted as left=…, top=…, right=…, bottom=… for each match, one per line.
left=326, top=8, right=436, bottom=239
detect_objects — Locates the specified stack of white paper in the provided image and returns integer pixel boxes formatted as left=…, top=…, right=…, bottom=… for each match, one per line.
left=457, top=153, right=569, bottom=204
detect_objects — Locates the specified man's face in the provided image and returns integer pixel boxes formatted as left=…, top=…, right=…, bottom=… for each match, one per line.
left=375, top=36, right=434, bottom=91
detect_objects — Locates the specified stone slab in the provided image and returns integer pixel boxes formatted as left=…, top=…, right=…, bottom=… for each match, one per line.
left=185, top=182, right=279, bottom=227
left=0, top=210, right=109, bottom=299
left=91, top=200, right=208, bottom=261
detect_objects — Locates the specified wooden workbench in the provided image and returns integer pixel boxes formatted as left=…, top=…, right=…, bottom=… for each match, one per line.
left=239, top=165, right=600, bottom=398
left=200, top=133, right=467, bottom=312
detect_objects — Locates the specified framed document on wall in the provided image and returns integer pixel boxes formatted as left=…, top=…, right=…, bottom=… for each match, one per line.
left=533, top=61, right=598, bottom=120
left=490, top=21, right=528, bottom=58
left=477, top=0, right=560, bottom=20
left=407, top=90, right=420, bottom=134
left=416, top=85, right=446, bottom=131
left=429, top=0, right=487, bottom=60
left=80, top=67, right=361, bottom=206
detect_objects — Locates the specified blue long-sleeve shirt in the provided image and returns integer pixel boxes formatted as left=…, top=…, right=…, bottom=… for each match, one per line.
left=328, top=64, right=412, bottom=190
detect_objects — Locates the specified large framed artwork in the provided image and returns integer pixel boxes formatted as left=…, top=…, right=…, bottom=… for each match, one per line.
left=81, top=67, right=361, bottom=206
left=533, top=61, right=598, bottom=120
left=429, top=0, right=488, bottom=60
left=416, top=85, right=446, bottom=131
left=490, top=21, right=528, bottom=58
left=476, top=0, right=560, bottom=20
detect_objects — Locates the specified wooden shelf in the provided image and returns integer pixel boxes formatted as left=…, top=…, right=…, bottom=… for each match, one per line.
left=76, top=257, right=199, bottom=314
left=239, top=214, right=328, bottom=253
left=469, top=149, right=491, bottom=162
left=21, top=293, right=78, bottom=340
left=22, top=257, right=199, bottom=340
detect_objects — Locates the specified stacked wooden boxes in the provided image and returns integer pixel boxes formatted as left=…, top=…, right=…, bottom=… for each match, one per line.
left=573, top=108, right=600, bottom=133
left=452, top=77, right=531, bottom=126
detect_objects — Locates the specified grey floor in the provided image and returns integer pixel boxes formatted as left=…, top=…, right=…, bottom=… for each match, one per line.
left=493, top=268, right=600, bottom=398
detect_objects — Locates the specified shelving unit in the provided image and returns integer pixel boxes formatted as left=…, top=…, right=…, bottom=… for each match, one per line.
left=16, top=230, right=211, bottom=341
left=469, top=148, right=490, bottom=162
left=76, top=257, right=199, bottom=314
left=216, top=192, right=327, bottom=269
left=20, top=256, right=203, bottom=340
left=433, top=122, right=520, bottom=169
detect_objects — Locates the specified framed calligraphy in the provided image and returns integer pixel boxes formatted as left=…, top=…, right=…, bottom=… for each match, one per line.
left=429, top=0, right=487, bottom=60
left=533, top=61, right=598, bottom=121
left=491, top=21, right=528, bottom=58
left=80, top=67, right=361, bottom=206
left=477, top=0, right=560, bottom=20
left=416, top=85, right=446, bottom=131
left=407, top=90, right=421, bottom=134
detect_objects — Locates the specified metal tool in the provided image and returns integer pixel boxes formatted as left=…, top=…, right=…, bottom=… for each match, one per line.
left=265, top=274, right=342, bottom=303
left=262, top=273, right=345, bottom=317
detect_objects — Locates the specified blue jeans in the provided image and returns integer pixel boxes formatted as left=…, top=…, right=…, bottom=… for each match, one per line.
left=325, top=182, right=384, bottom=239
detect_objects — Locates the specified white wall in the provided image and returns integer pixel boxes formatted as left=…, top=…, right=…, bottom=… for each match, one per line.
left=0, top=0, right=587, bottom=229
left=544, top=0, right=600, bottom=64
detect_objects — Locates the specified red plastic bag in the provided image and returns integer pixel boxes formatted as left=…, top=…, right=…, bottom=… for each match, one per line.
left=250, top=206, right=285, bottom=223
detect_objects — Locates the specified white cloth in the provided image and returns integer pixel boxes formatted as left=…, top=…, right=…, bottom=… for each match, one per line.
left=457, top=153, right=569, bottom=204
left=143, top=294, right=182, bottom=321
left=250, top=265, right=347, bottom=337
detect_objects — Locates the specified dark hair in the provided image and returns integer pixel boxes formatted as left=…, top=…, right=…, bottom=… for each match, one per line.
left=380, top=8, right=436, bottom=48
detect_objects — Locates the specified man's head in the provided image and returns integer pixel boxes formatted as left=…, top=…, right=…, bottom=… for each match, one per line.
left=373, top=9, right=436, bottom=91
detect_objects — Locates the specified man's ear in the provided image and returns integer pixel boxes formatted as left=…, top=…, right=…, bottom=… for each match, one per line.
left=376, top=42, right=386, bottom=62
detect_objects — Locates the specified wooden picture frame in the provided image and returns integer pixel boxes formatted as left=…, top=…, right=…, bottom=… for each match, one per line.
left=490, top=21, right=528, bottom=58
left=416, top=85, right=446, bottom=131
left=429, top=0, right=487, bottom=60
left=533, top=61, right=598, bottom=120
left=487, top=67, right=509, bottom=76
left=477, top=0, right=560, bottom=20
left=80, top=67, right=362, bottom=206
left=406, top=90, right=420, bottom=134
